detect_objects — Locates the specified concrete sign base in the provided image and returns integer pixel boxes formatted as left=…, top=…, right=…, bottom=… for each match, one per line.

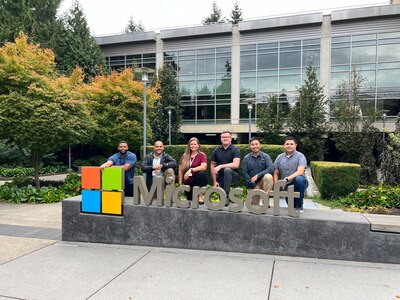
left=62, top=196, right=400, bottom=264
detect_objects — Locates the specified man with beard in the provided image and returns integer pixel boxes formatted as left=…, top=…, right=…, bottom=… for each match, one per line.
left=141, top=140, right=177, bottom=190
left=100, top=141, right=137, bottom=197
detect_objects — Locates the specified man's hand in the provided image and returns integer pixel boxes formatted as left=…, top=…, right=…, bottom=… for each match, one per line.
left=251, top=174, right=258, bottom=183
left=213, top=181, right=219, bottom=188
left=153, top=164, right=163, bottom=170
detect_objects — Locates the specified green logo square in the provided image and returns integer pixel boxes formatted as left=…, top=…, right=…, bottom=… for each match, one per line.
left=102, top=167, right=124, bottom=191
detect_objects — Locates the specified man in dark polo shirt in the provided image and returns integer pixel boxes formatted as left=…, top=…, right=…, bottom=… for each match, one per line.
left=211, top=131, right=241, bottom=196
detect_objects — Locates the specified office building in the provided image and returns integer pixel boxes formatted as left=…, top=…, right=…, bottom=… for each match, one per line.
left=95, top=4, right=400, bottom=142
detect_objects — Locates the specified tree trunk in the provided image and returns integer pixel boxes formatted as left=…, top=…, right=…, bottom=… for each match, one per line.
left=32, top=152, right=43, bottom=189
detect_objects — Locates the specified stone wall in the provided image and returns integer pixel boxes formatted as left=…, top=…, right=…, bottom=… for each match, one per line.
left=62, top=196, right=400, bottom=264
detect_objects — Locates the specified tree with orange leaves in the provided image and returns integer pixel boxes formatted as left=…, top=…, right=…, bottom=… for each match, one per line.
left=0, top=33, right=95, bottom=188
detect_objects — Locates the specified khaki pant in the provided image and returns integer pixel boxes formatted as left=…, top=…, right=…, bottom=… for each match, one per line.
left=250, top=173, right=273, bottom=205
left=163, top=168, right=175, bottom=188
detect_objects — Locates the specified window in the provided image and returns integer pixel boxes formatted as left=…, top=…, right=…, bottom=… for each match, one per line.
left=166, top=46, right=232, bottom=123
left=330, top=32, right=400, bottom=117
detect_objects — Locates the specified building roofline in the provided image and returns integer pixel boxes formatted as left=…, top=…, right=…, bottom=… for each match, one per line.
left=239, top=12, right=323, bottom=32
left=160, top=22, right=232, bottom=40
left=95, top=31, right=157, bottom=45
left=94, top=4, right=399, bottom=45
left=331, top=4, right=400, bottom=22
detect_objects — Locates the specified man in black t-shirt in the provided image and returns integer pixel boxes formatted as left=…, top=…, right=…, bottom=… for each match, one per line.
left=210, top=131, right=241, bottom=195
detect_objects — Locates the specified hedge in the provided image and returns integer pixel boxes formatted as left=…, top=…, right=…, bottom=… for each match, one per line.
left=311, top=161, right=360, bottom=199
left=143, top=144, right=284, bottom=185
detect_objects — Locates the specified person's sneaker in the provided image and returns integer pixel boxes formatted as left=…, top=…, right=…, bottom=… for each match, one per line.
left=165, top=176, right=174, bottom=184
left=298, top=206, right=304, bottom=212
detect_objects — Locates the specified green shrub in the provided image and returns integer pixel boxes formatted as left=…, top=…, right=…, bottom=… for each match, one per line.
left=311, top=161, right=360, bottom=199
left=340, top=185, right=400, bottom=209
left=0, top=173, right=81, bottom=204
left=144, top=144, right=284, bottom=185
left=72, top=156, right=108, bottom=170
left=0, top=165, right=67, bottom=178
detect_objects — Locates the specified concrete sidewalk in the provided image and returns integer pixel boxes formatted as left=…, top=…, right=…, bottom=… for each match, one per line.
left=1, top=202, right=400, bottom=300
left=1, top=241, right=400, bottom=300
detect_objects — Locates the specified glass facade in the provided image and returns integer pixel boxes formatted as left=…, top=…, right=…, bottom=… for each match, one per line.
left=240, top=39, right=321, bottom=121
left=330, top=32, right=400, bottom=116
left=106, top=53, right=156, bottom=72
left=164, top=47, right=232, bottom=124
left=98, top=11, right=400, bottom=134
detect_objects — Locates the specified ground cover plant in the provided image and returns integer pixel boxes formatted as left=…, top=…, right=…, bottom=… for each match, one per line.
left=0, top=173, right=81, bottom=204
left=340, top=185, right=400, bottom=214
left=0, top=166, right=67, bottom=178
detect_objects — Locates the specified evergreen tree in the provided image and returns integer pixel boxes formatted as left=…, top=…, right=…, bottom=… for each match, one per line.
left=150, top=63, right=183, bottom=144
left=124, top=16, right=145, bottom=33
left=0, top=0, right=62, bottom=48
left=202, top=1, right=226, bottom=25
left=256, top=94, right=286, bottom=145
left=230, top=2, right=243, bottom=24
left=288, top=66, right=329, bottom=161
left=55, top=1, right=106, bottom=81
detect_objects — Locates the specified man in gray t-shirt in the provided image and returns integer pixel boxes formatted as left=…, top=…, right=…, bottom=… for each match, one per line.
left=274, top=136, right=308, bottom=211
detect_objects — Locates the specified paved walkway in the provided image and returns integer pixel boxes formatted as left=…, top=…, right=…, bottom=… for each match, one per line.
left=1, top=201, right=400, bottom=299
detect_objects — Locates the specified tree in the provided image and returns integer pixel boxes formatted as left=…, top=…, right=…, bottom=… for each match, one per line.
left=331, top=67, right=367, bottom=163
left=150, top=63, right=183, bottom=144
left=202, top=1, right=226, bottom=25
left=381, top=113, right=400, bottom=185
left=55, top=1, right=106, bottom=81
left=230, top=2, right=243, bottom=24
left=359, top=119, right=380, bottom=185
left=331, top=67, right=381, bottom=184
left=0, top=0, right=62, bottom=48
left=0, top=34, right=94, bottom=188
left=288, top=66, right=329, bottom=161
left=83, top=68, right=159, bottom=153
left=124, top=16, right=145, bottom=33
left=256, top=94, right=286, bottom=145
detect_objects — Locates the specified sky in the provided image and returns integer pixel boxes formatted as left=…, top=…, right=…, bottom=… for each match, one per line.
left=58, top=0, right=388, bottom=36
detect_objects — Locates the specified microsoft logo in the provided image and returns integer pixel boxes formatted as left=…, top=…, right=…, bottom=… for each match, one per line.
left=80, top=167, right=124, bottom=215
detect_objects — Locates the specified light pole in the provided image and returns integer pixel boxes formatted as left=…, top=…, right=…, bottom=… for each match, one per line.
left=382, top=111, right=388, bottom=142
left=67, top=146, right=72, bottom=172
left=135, top=67, right=154, bottom=159
left=166, top=105, right=174, bottom=146
left=247, top=98, right=255, bottom=141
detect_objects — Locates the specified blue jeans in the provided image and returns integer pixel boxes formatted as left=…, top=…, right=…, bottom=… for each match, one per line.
left=286, top=176, right=308, bottom=208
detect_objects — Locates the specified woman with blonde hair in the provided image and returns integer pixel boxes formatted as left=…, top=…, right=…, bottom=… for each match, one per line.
left=178, top=137, right=208, bottom=203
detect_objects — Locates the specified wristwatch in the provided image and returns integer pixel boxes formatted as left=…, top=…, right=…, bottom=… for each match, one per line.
left=190, top=168, right=194, bottom=173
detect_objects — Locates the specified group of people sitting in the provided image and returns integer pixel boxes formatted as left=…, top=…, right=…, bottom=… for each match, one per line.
left=100, top=131, right=309, bottom=211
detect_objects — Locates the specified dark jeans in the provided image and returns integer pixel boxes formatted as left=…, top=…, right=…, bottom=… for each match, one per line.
left=125, top=182, right=133, bottom=197
left=285, top=176, right=308, bottom=208
left=185, top=171, right=208, bottom=200
left=217, top=168, right=239, bottom=196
